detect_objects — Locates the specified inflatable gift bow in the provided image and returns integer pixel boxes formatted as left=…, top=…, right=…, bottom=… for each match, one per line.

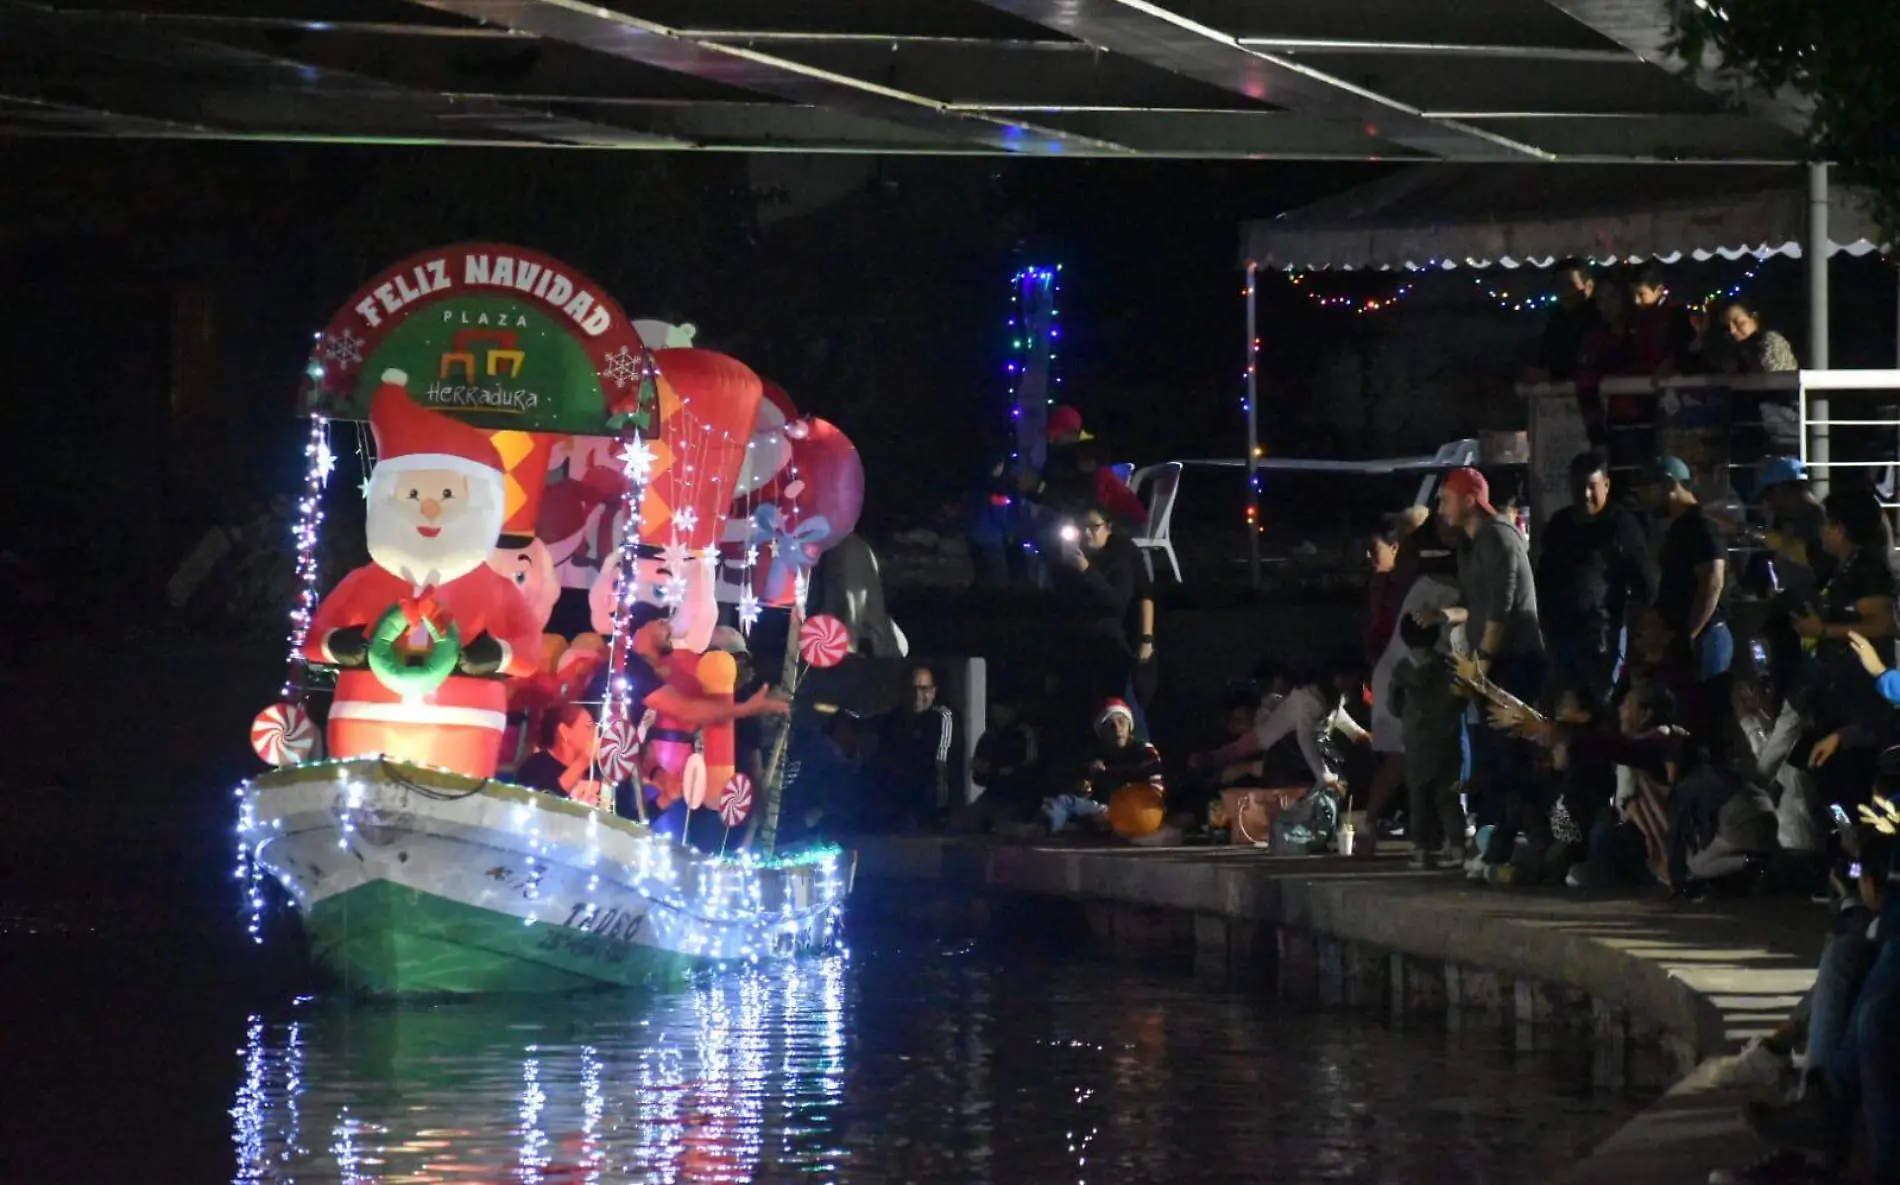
left=751, top=504, right=831, bottom=605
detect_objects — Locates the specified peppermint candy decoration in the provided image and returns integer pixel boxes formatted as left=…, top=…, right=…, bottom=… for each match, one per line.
left=720, top=774, right=754, bottom=827
left=251, top=702, right=316, bottom=767
left=798, top=614, right=850, bottom=668
left=597, top=715, right=640, bottom=785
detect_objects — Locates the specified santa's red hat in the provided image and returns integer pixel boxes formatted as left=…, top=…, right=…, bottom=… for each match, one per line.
left=1095, top=698, right=1136, bottom=731
left=370, top=369, right=504, bottom=482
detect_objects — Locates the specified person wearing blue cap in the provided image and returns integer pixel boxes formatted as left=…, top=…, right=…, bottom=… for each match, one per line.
left=1637, top=456, right=1733, bottom=754
left=1757, top=456, right=1829, bottom=581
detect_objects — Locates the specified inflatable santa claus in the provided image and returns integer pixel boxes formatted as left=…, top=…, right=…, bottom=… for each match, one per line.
left=303, top=370, right=541, bottom=778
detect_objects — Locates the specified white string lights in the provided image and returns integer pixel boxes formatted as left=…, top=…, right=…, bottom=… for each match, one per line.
left=282, top=413, right=334, bottom=700
left=236, top=760, right=847, bottom=965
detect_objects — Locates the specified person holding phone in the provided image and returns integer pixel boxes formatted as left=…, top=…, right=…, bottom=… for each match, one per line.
left=1047, top=502, right=1146, bottom=759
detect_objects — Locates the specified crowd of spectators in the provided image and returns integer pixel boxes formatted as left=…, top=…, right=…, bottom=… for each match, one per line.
left=1529, top=259, right=1799, bottom=384
left=780, top=404, right=1167, bottom=842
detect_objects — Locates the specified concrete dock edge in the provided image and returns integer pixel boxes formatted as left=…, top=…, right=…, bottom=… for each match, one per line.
left=854, top=838, right=1828, bottom=1185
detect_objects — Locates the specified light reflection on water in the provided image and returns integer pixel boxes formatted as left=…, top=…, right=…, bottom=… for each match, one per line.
left=227, top=938, right=1658, bottom=1184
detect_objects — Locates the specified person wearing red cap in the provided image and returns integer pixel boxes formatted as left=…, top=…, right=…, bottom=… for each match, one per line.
left=1416, top=466, right=1546, bottom=881
left=1047, top=404, right=1085, bottom=446
left=303, top=370, right=544, bottom=779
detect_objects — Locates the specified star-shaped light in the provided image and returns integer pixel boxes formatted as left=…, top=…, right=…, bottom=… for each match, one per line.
left=660, top=540, right=693, bottom=575
left=359, top=476, right=374, bottom=501
left=698, top=546, right=721, bottom=571
left=737, top=589, right=762, bottom=631
left=671, top=506, right=698, bottom=535
left=659, top=575, right=689, bottom=608
left=311, top=436, right=338, bottom=484
left=617, top=433, right=655, bottom=484
left=744, top=545, right=759, bottom=568
left=312, top=437, right=336, bottom=485
left=793, top=570, right=810, bottom=609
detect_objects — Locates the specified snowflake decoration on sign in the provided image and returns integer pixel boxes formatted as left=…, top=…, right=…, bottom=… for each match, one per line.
left=617, top=433, right=655, bottom=484
left=659, top=575, right=689, bottom=608
left=737, top=589, right=762, bottom=632
left=599, top=346, right=647, bottom=391
left=320, top=329, right=364, bottom=369
left=671, top=506, right=699, bottom=536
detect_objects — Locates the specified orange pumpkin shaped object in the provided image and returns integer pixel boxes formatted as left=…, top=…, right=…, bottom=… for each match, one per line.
left=1107, top=783, right=1166, bottom=839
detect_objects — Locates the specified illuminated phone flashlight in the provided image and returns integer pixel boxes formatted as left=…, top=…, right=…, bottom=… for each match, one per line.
left=1059, top=523, right=1080, bottom=543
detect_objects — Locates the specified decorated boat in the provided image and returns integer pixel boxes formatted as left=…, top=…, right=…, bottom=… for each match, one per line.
left=237, top=758, right=848, bottom=994
left=235, top=243, right=865, bottom=994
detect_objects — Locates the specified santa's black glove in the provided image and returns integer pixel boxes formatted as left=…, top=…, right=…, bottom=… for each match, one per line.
left=323, top=625, right=369, bottom=668
left=459, top=633, right=506, bottom=676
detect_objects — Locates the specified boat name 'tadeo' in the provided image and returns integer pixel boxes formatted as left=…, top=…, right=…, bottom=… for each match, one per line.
left=562, top=901, right=646, bottom=944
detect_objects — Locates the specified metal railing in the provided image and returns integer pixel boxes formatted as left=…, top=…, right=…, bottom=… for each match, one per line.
left=1799, top=370, right=1900, bottom=508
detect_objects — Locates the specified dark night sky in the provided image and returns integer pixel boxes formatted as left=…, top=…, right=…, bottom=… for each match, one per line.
left=5, top=140, right=1893, bottom=609
left=0, top=141, right=1380, bottom=594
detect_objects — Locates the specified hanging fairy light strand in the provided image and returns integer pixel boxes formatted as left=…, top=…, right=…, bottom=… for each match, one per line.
left=1242, top=267, right=1261, bottom=536
left=1288, top=272, right=1416, bottom=314
left=1290, top=266, right=1762, bottom=316
left=1004, top=264, right=1062, bottom=465
left=601, top=428, right=657, bottom=733
left=282, top=411, right=334, bottom=701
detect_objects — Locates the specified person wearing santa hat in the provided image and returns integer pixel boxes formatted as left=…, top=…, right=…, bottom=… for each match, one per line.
left=303, top=370, right=542, bottom=779
left=1084, top=699, right=1165, bottom=799
left=1041, top=698, right=1161, bottom=835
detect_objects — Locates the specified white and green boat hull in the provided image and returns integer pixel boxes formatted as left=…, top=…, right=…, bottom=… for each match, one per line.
left=238, top=758, right=851, bottom=996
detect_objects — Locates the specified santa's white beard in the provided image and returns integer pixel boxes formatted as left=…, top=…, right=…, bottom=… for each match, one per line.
left=366, top=472, right=505, bottom=589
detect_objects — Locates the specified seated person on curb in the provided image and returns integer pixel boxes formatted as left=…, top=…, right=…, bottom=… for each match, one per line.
left=1213, top=687, right=1268, bottom=788
left=1188, top=654, right=1370, bottom=795
left=864, top=661, right=961, bottom=831
left=957, top=693, right=1042, bottom=833
left=1733, top=656, right=1826, bottom=863
left=1547, top=686, right=1618, bottom=882
left=1711, top=803, right=1899, bottom=1185
left=512, top=704, right=600, bottom=803
left=1792, top=486, right=1898, bottom=819
left=1043, top=699, right=1160, bottom=835
left=1389, top=615, right=1467, bottom=870
left=1494, top=678, right=1686, bottom=891
left=1705, top=785, right=1894, bottom=1105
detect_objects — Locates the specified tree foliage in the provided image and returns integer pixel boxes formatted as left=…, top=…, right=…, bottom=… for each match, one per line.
left=1671, top=0, right=1900, bottom=233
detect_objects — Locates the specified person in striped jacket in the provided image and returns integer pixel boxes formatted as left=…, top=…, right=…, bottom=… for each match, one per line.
left=866, top=661, right=961, bottom=831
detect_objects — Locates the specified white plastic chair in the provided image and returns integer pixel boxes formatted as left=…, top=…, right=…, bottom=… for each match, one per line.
left=1127, top=461, right=1183, bottom=582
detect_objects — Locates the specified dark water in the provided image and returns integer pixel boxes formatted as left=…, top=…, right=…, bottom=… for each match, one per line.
left=9, top=909, right=1664, bottom=1184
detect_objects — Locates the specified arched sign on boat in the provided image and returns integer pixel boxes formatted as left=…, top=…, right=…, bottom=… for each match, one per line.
left=300, top=243, right=656, bottom=435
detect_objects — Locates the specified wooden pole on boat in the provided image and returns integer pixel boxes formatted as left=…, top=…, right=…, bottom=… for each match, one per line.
left=748, top=599, right=805, bottom=856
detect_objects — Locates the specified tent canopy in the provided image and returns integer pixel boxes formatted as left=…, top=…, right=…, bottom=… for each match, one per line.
left=1243, top=164, right=1884, bottom=271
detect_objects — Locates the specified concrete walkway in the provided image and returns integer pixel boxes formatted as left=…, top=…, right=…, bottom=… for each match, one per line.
left=855, top=837, right=1830, bottom=1185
